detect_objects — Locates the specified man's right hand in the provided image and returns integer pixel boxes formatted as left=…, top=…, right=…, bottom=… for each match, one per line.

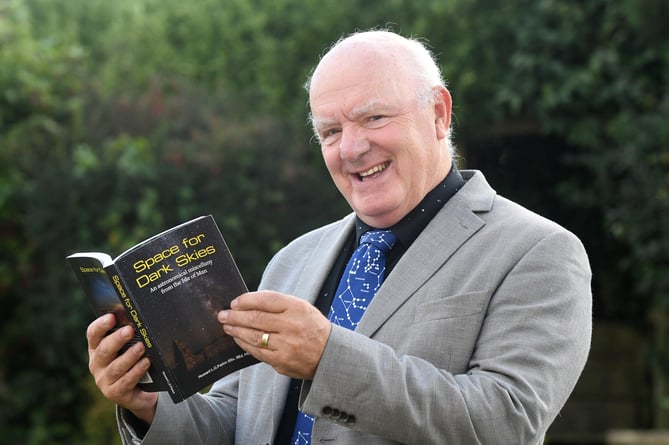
left=87, top=314, right=158, bottom=424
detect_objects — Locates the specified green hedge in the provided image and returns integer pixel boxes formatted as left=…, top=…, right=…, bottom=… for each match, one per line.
left=1, top=0, right=668, bottom=441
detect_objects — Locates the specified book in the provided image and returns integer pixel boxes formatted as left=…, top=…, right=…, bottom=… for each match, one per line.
left=67, top=215, right=258, bottom=403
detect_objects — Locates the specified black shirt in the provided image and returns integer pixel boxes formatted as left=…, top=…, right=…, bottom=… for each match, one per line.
left=274, top=165, right=465, bottom=444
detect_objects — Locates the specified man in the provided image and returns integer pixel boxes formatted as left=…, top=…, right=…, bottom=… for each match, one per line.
left=87, top=30, right=592, bottom=444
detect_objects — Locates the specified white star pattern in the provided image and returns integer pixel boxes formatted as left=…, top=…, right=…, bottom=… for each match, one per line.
left=328, top=230, right=396, bottom=329
left=293, top=413, right=313, bottom=445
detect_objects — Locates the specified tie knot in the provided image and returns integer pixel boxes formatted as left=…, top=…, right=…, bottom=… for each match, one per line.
left=360, top=230, right=397, bottom=254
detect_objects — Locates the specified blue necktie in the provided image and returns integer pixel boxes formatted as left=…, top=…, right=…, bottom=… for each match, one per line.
left=290, top=230, right=397, bottom=445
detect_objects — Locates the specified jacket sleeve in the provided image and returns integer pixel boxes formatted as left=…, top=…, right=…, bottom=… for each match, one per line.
left=116, top=372, right=240, bottom=445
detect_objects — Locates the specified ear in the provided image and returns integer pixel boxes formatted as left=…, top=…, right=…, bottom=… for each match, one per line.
left=433, top=86, right=452, bottom=140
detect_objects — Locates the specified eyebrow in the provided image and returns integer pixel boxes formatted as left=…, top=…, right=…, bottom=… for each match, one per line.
left=349, top=98, right=384, bottom=118
left=312, top=97, right=386, bottom=131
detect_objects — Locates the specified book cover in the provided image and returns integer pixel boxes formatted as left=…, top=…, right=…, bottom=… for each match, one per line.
left=66, top=253, right=166, bottom=392
left=67, top=215, right=258, bottom=403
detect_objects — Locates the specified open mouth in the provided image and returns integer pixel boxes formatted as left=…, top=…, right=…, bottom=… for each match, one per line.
left=357, top=162, right=390, bottom=181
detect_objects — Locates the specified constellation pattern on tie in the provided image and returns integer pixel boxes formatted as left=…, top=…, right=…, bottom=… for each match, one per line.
left=292, top=413, right=313, bottom=445
left=290, top=229, right=396, bottom=445
left=328, top=230, right=397, bottom=329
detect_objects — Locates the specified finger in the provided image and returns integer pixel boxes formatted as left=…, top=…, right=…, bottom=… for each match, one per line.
left=86, top=313, right=117, bottom=349
left=220, top=306, right=283, bottom=335
left=108, top=341, right=145, bottom=378
left=89, top=324, right=136, bottom=373
left=101, top=324, right=136, bottom=356
left=95, top=340, right=146, bottom=389
left=227, top=329, right=281, bottom=370
left=101, top=353, right=151, bottom=403
left=231, top=291, right=289, bottom=313
left=228, top=329, right=320, bottom=381
left=223, top=323, right=276, bottom=349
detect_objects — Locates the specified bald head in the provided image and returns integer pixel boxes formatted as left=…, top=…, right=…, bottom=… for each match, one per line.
left=306, top=30, right=454, bottom=158
left=306, top=30, right=445, bottom=103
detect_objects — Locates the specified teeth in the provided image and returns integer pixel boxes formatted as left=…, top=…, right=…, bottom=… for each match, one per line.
left=359, top=162, right=388, bottom=178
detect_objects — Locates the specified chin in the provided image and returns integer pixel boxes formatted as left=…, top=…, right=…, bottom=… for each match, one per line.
left=356, top=209, right=403, bottom=228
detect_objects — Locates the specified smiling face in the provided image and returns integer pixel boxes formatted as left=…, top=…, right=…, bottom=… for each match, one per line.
left=309, top=34, right=453, bottom=228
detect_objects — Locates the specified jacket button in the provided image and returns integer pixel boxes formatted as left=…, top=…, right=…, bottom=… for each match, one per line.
left=322, top=406, right=333, bottom=416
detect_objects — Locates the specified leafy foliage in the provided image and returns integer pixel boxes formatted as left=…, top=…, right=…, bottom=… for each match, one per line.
left=1, top=0, right=669, bottom=442
left=491, top=0, right=669, bottom=425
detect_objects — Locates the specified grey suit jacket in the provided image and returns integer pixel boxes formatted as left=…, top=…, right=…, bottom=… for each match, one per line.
left=118, top=170, right=592, bottom=445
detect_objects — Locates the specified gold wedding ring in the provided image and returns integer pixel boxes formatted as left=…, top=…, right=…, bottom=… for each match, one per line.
left=260, top=332, right=270, bottom=348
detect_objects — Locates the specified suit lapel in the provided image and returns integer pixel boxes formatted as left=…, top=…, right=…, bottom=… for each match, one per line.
left=358, top=170, right=495, bottom=337
left=293, top=215, right=356, bottom=304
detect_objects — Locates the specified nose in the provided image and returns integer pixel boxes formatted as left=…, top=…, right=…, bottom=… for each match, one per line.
left=339, top=126, right=370, bottom=161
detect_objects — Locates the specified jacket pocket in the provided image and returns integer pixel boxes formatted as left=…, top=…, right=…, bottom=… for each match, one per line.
left=413, top=290, right=489, bottom=323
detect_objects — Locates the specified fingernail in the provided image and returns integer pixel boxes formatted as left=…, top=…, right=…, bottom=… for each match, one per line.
left=122, top=325, right=134, bottom=339
left=217, top=310, right=228, bottom=322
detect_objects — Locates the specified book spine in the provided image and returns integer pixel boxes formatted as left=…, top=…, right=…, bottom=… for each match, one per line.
left=105, top=263, right=184, bottom=402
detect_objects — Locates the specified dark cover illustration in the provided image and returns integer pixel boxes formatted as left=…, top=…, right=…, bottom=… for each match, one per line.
left=67, top=215, right=258, bottom=403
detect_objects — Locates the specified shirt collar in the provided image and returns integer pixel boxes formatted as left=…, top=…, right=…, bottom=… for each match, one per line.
left=355, top=164, right=465, bottom=247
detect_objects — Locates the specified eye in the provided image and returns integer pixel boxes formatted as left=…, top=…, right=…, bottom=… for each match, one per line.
left=324, top=128, right=340, bottom=137
left=319, top=127, right=341, bottom=144
left=365, top=115, right=388, bottom=128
